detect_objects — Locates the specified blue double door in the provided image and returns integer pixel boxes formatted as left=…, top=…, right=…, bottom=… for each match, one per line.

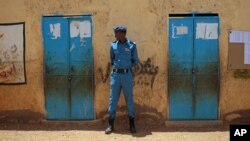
left=42, top=16, right=94, bottom=120
left=169, top=15, right=220, bottom=120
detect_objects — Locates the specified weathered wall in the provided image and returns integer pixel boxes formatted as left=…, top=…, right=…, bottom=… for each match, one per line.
left=0, top=0, right=250, bottom=123
left=0, top=0, right=45, bottom=122
left=221, top=0, right=250, bottom=122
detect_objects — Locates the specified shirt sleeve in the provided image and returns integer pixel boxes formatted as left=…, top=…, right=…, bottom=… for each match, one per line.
left=131, top=44, right=139, bottom=67
left=110, top=45, right=115, bottom=66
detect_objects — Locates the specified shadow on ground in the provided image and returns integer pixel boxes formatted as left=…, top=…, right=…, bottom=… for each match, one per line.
left=0, top=121, right=230, bottom=138
left=2, top=108, right=250, bottom=138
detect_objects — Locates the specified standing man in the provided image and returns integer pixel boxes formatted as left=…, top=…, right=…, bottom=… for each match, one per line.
left=105, top=25, right=139, bottom=134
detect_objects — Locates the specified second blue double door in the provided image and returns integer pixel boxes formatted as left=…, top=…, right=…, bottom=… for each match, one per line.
left=169, top=15, right=220, bottom=120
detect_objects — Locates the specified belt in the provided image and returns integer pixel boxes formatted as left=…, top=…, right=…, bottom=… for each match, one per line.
left=112, top=68, right=131, bottom=73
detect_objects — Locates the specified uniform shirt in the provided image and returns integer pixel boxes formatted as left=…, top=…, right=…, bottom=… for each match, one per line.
left=110, top=39, right=138, bottom=69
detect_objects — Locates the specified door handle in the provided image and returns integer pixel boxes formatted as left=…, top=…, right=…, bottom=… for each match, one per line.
left=68, top=76, right=72, bottom=81
left=192, top=68, right=196, bottom=73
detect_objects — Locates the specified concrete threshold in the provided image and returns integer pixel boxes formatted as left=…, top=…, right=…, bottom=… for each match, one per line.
left=165, top=120, right=224, bottom=128
left=41, top=119, right=103, bottom=126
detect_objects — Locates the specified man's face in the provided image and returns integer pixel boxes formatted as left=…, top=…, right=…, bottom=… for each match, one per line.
left=115, top=31, right=126, bottom=41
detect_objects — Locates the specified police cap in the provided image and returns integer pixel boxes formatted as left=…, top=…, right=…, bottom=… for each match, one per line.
left=113, top=25, right=127, bottom=33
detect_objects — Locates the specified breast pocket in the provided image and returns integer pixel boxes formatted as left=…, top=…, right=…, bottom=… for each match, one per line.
left=124, top=47, right=132, bottom=59
left=124, top=48, right=131, bottom=56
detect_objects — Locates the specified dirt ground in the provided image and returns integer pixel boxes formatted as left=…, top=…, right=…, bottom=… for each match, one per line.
left=0, top=122, right=230, bottom=141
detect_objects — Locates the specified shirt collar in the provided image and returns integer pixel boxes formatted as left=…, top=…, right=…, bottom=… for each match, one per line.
left=117, top=38, right=129, bottom=45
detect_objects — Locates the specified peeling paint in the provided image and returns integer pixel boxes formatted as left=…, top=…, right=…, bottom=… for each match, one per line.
left=70, top=21, right=91, bottom=38
left=171, top=24, right=178, bottom=39
left=69, top=43, right=76, bottom=52
left=49, top=23, right=61, bottom=39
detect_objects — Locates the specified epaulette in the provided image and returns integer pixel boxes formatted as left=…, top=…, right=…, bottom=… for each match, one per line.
left=128, top=40, right=136, bottom=45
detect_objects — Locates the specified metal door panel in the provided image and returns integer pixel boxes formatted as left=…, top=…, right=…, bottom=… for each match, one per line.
left=169, top=18, right=194, bottom=119
left=194, top=62, right=218, bottom=75
left=169, top=18, right=193, bottom=75
left=69, top=17, right=94, bottom=120
left=45, top=76, right=70, bottom=119
left=42, top=17, right=69, bottom=76
left=70, top=61, right=93, bottom=76
left=194, top=75, right=218, bottom=119
left=194, top=17, right=219, bottom=119
left=70, top=76, right=94, bottom=119
left=69, top=17, right=93, bottom=76
left=43, top=17, right=70, bottom=119
left=169, top=75, right=193, bottom=119
left=169, top=63, right=193, bottom=75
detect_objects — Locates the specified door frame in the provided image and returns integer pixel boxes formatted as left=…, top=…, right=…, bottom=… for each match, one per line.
left=167, top=13, right=221, bottom=120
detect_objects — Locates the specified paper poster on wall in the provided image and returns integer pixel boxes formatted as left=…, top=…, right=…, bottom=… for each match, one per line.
left=229, top=31, right=250, bottom=43
left=0, top=22, right=26, bottom=84
left=176, top=25, right=188, bottom=35
left=244, top=43, right=250, bottom=64
left=230, top=31, right=250, bottom=64
left=49, top=23, right=61, bottom=39
left=171, top=24, right=189, bottom=39
left=196, top=23, right=218, bottom=40
left=70, top=20, right=91, bottom=38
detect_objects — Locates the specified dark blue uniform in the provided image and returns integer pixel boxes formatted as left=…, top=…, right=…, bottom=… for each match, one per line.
left=108, top=39, right=138, bottom=119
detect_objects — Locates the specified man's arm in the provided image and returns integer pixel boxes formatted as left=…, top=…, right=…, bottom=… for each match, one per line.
left=131, top=44, right=138, bottom=67
left=110, top=45, right=115, bottom=66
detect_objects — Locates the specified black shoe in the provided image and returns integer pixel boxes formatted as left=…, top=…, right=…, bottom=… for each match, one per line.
left=129, top=117, right=136, bottom=134
left=105, top=118, right=114, bottom=134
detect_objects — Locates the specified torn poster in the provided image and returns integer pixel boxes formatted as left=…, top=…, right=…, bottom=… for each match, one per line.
left=176, top=25, right=188, bottom=35
left=196, top=23, right=218, bottom=40
left=49, top=23, right=61, bottom=39
left=70, top=20, right=91, bottom=38
left=0, top=23, right=26, bottom=84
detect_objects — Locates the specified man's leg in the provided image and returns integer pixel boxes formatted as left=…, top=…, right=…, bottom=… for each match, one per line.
left=105, top=73, right=121, bottom=134
left=122, top=73, right=136, bottom=133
